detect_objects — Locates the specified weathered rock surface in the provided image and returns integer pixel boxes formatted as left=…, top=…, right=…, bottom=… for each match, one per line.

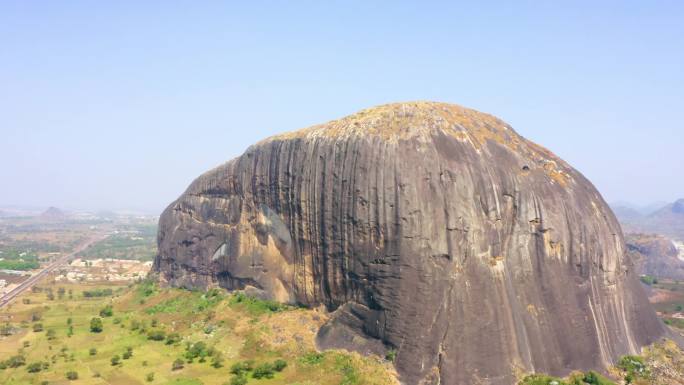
left=627, top=233, right=684, bottom=280
left=154, top=102, right=665, bottom=384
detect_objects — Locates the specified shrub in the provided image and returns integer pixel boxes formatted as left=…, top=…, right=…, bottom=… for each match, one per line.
left=211, top=353, right=224, bottom=368
left=172, top=358, right=185, bottom=370
left=300, top=351, right=325, bottom=365
left=518, top=374, right=568, bottom=385
left=46, top=329, right=56, bottom=340
left=385, top=349, right=397, bottom=362
left=66, top=370, right=78, bottom=380
left=185, top=341, right=209, bottom=360
left=230, top=360, right=254, bottom=375
left=5, top=355, right=26, bottom=368
left=90, top=317, right=103, bottom=333
left=617, top=355, right=649, bottom=382
left=229, top=292, right=286, bottom=315
left=32, top=323, right=43, bottom=332
left=99, top=305, right=113, bottom=317
left=147, top=330, right=166, bottom=341
left=166, top=332, right=181, bottom=345
left=252, top=362, right=275, bottom=379
left=130, top=319, right=141, bottom=330
left=582, top=371, right=615, bottom=385
left=111, top=355, right=121, bottom=366
left=123, top=350, right=132, bottom=360
left=83, top=288, right=113, bottom=298
left=146, top=372, right=155, bottom=382
left=640, top=275, right=657, bottom=285
left=89, top=348, right=97, bottom=356
left=26, top=362, right=43, bottom=373
left=273, top=359, right=287, bottom=372
left=228, top=375, right=248, bottom=385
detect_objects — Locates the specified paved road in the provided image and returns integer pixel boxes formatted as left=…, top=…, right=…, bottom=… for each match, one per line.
left=0, top=234, right=107, bottom=308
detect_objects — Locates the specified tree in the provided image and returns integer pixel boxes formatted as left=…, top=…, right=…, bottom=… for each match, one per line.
left=66, top=370, right=78, bottom=380
left=123, top=346, right=133, bottom=359
left=90, top=317, right=103, bottom=333
left=99, top=305, right=113, bottom=317
left=273, top=359, right=287, bottom=372
left=111, top=355, right=121, bottom=366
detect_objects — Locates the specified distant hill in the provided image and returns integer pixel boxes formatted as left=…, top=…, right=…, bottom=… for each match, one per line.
left=613, top=199, right=684, bottom=239
left=626, top=233, right=684, bottom=280
left=40, top=206, right=67, bottom=221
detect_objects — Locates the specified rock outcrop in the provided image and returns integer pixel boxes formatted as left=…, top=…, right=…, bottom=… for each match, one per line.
left=627, top=233, right=684, bottom=280
left=154, top=102, right=665, bottom=384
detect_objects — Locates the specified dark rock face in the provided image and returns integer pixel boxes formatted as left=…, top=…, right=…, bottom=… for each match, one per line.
left=154, top=102, right=665, bottom=384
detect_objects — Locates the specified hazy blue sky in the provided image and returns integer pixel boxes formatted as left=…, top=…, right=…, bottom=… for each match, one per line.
left=2, top=1, right=682, bottom=213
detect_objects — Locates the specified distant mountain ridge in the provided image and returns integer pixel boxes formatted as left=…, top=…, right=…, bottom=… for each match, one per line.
left=612, top=199, right=684, bottom=239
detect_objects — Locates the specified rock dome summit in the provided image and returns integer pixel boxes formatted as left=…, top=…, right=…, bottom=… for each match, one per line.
left=153, top=102, right=665, bottom=384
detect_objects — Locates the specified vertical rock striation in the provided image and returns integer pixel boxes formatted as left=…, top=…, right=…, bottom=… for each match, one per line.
left=154, top=102, right=665, bottom=384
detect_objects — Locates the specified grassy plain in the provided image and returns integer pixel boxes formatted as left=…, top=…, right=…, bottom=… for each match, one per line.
left=0, top=278, right=396, bottom=385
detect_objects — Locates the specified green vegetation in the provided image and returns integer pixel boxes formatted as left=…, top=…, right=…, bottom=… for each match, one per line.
left=82, top=288, right=113, bottom=297
left=0, top=248, right=40, bottom=270
left=146, top=287, right=224, bottom=315
left=65, top=370, right=78, bottom=380
left=640, top=275, right=658, bottom=285
left=385, top=348, right=397, bottom=362
left=147, top=329, right=166, bottom=341
left=79, top=227, right=157, bottom=261
left=99, top=304, right=113, bottom=317
left=0, top=259, right=39, bottom=270
left=617, top=355, right=649, bottom=383
left=228, top=291, right=289, bottom=316
left=89, top=317, right=103, bottom=332
left=519, top=370, right=619, bottom=385
left=0, top=280, right=396, bottom=385
left=300, top=351, right=325, bottom=365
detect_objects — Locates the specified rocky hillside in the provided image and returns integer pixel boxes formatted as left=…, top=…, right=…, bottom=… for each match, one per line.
left=153, top=102, right=665, bottom=385
left=40, top=206, right=66, bottom=221
left=626, top=233, right=684, bottom=281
